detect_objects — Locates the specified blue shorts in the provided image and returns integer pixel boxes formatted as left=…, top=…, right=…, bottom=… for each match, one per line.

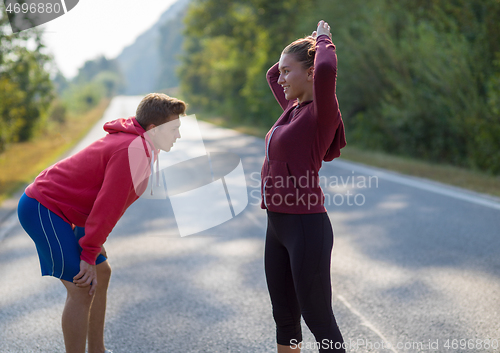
left=17, top=193, right=107, bottom=282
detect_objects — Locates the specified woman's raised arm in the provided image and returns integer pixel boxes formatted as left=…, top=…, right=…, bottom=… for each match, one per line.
left=313, top=21, right=341, bottom=131
left=266, top=62, right=290, bottom=111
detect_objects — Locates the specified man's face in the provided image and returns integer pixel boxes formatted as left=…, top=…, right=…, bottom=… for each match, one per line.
left=149, top=116, right=181, bottom=152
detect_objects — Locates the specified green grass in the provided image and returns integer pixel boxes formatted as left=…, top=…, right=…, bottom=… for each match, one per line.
left=199, top=113, right=500, bottom=199
left=0, top=99, right=110, bottom=204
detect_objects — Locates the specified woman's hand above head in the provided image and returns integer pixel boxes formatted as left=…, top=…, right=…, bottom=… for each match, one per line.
left=73, top=260, right=97, bottom=296
left=312, top=20, right=331, bottom=39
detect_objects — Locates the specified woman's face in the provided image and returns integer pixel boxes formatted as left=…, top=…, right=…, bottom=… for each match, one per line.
left=278, top=53, right=313, bottom=103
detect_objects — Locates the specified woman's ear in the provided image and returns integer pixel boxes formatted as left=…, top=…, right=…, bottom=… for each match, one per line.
left=307, top=66, right=314, bottom=81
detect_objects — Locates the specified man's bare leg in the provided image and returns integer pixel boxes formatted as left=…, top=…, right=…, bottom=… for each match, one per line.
left=60, top=279, right=94, bottom=353
left=87, top=260, right=112, bottom=353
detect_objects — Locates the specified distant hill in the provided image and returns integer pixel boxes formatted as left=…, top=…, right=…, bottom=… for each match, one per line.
left=116, top=0, right=190, bottom=95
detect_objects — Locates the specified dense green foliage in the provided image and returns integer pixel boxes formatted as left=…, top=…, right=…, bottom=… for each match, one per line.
left=327, top=0, right=500, bottom=173
left=179, top=0, right=311, bottom=126
left=0, top=6, right=53, bottom=152
left=0, top=6, right=122, bottom=153
left=180, top=0, right=500, bottom=173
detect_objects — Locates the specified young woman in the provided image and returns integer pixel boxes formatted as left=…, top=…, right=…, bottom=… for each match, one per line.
left=261, top=21, right=347, bottom=353
left=17, top=93, right=185, bottom=353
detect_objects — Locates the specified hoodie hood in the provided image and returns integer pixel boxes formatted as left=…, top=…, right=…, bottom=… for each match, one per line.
left=104, top=117, right=156, bottom=160
left=104, top=117, right=145, bottom=136
left=110, top=117, right=161, bottom=198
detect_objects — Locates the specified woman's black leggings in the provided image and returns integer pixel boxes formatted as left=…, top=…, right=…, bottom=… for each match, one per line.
left=265, top=211, right=345, bottom=352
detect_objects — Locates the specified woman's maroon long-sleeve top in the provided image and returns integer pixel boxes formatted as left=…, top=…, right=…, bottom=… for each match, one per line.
left=260, top=34, right=346, bottom=214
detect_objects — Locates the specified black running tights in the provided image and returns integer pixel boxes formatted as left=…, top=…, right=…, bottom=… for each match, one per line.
left=264, top=211, right=345, bottom=352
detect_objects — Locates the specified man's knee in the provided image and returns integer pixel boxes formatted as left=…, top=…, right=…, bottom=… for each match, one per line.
left=62, top=280, right=95, bottom=305
left=97, top=261, right=112, bottom=283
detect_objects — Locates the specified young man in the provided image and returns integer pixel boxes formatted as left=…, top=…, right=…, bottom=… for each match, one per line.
left=17, top=93, right=185, bottom=353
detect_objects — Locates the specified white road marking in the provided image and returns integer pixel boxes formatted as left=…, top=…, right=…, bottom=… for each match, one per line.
left=334, top=159, right=500, bottom=211
left=337, top=295, right=399, bottom=353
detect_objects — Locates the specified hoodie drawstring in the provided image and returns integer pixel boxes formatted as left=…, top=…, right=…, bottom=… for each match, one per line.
left=149, top=149, right=161, bottom=196
left=150, top=150, right=154, bottom=195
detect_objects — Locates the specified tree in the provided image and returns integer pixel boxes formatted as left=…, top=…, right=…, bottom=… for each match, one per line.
left=179, top=0, right=500, bottom=173
left=73, top=55, right=123, bottom=87
left=0, top=3, right=54, bottom=151
left=307, top=0, right=500, bottom=172
left=179, top=0, right=314, bottom=125
left=60, top=56, right=125, bottom=114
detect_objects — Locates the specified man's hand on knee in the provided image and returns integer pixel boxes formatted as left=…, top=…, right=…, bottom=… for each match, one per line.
left=73, top=260, right=98, bottom=296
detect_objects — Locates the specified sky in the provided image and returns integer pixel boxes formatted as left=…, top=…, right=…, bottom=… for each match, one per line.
left=38, top=0, right=179, bottom=79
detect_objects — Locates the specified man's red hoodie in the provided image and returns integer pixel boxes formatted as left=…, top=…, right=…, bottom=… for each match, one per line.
left=26, top=117, right=153, bottom=265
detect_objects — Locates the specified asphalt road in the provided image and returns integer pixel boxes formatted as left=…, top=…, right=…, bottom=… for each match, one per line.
left=0, top=96, right=499, bottom=353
